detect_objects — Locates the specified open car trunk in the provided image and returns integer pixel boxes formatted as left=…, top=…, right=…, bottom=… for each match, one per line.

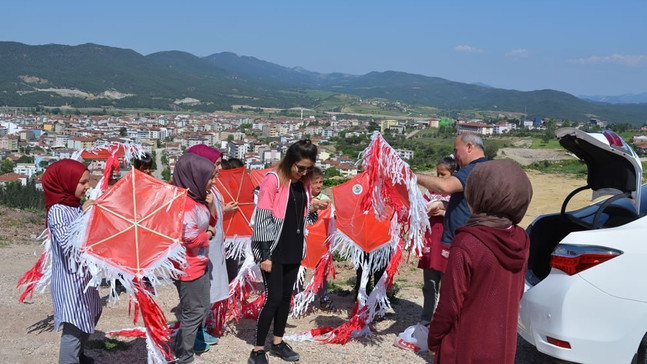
left=525, top=128, right=643, bottom=284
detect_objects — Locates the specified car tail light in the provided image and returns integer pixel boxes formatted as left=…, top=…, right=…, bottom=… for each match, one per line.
left=546, top=336, right=572, bottom=349
left=551, top=244, right=622, bottom=275
left=602, top=130, right=624, bottom=147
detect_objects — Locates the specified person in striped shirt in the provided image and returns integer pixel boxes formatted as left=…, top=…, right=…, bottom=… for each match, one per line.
left=42, top=159, right=102, bottom=364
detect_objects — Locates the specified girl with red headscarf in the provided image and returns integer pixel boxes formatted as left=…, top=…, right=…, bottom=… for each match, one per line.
left=42, top=159, right=102, bottom=364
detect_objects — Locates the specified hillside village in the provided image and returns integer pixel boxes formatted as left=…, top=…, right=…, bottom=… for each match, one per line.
left=0, top=110, right=635, bottom=189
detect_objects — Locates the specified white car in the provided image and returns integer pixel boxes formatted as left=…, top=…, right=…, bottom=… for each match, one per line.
left=518, top=127, right=647, bottom=364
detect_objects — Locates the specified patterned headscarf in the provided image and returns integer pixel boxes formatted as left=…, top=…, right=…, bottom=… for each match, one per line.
left=186, top=144, right=222, bottom=164
left=42, top=159, right=88, bottom=216
left=172, top=153, right=215, bottom=205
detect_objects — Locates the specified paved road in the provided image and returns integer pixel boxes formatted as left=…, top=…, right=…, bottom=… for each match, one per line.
left=154, top=147, right=163, bottom=180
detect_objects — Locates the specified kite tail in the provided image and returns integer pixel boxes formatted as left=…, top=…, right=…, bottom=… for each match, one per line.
left=132, top=279, right=173, bottom=364
left=242, top=292, right=266, bottom=320
left=309, top=240, right=404, bottom=345
left=226, top=247, right=258, bottom=324
left=224, top=236, right=250, bottom=260
left=17, top=230, right=53, bottom=302
left=107, top=327, right=147, bottom=338
left=318, top=306, right=370, bottom=345
left=291, top=247, right=337, bottom=318
left=295, top=265, right=307, bottom=292
left=404, top=173, right=429, bottom=255
left=206, top=299, right=228, bottom=337
left=108, top=322, right=180, bottom=339
left=358, top=131, right=430, bottom=254
left=283, top=326, right=335, bottom=342
left=16, top=250, right=47, bottom=303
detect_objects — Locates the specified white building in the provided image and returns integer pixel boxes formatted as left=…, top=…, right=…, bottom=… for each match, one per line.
left=13, top=163, right=37, bottom=178
left=227, top=140, right=248, bottom=160
left=395, top=149, right=414, bottom=160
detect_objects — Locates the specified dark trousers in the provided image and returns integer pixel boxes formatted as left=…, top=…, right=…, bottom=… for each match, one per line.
left=421, top=268, right=443, bottom=323
left=225, top=257, right=239, bottom=283
left=59, top=323, right=89, bottom=364
left=174, top=272, right=210, bottom=361
left=255, top=262, right=300, bottom=347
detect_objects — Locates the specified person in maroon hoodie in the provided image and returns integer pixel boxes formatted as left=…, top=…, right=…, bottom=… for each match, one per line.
left=427, top=159, right=533, bottom=364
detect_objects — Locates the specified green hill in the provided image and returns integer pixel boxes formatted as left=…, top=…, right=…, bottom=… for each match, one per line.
left=0, top=41, right=645, bottom=124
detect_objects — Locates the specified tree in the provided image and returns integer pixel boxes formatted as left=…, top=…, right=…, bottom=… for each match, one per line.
left=1, top=158, right=14, bottom=174
left=161, top=167, right=171, bottom=182
left=119, top=127, right=128, bottom=137
left=16, top=155, right=34, bottom=163
left=324, top=167, right=341, bottom=178
left=161, top=151, right=168, bottom=166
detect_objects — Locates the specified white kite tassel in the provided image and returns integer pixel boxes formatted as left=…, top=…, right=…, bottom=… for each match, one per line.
left=404, top=172, right=430, bottom=254
left=295, top=265, right=307, bottom=291
left=291, top=288, right=316, bottom=318
left=34, top=233, right=53, bottom=294
left=333, top=230, right=367, bottom=270
left=62, top=207, right=93, bottom=275
left=357, top=260, right=370, bottom=307
left=290, top=265, right=310, bottom=317
left=283, top=330, right=317, bottom=342
left=145, top=329, right=167, bottom=364
left=224, top=236, right=250, bottom=260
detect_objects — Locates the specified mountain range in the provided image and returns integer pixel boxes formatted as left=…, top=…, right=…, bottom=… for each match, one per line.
left=0, top=41, right=646, bottom=124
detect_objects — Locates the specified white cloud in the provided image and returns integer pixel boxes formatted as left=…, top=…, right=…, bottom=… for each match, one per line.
left=455, top=45, right=484, bottom=54
left=505, top=48, right=529, bottom=57
left=568, top=54, right=647, bottom=66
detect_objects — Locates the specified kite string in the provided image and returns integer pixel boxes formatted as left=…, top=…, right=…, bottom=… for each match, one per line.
left=132, top=169, right=141, bottom=274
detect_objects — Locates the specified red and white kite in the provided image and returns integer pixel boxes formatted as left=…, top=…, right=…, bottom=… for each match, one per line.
left=66, top=168, right=188, bottom=363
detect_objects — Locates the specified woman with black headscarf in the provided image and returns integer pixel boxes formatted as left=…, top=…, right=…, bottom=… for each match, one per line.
left=427, top=159, right=533, bottom=364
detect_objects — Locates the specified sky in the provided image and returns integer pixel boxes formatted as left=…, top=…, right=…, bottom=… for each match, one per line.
left=2, top=0, right=646, bottom=97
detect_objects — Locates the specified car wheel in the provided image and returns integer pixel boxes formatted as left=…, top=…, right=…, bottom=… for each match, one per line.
left=634, top=332, right=647, bottom=364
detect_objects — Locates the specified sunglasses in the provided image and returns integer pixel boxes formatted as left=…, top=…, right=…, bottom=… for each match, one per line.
left=295, top=164, right=313, bottom=174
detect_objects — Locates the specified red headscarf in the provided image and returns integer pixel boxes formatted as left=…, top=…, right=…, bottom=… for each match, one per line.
left=186, top=144, right=222, bottom=164
left=42, top=159, right=88, bottom=216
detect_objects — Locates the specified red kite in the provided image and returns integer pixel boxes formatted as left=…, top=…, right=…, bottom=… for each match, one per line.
left=332, top=171, right=396, bottom=260
left=250, top=167, right=273, bottom=188
left=301, top=204, right=333, bottom=270
left=81, top=168, right=187, bottom=278
left=213, top=167, right=256, bottom=245
left=70, top=168, right=188, bottom=362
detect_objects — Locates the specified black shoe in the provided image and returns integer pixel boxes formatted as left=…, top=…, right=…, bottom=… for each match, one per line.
left=248, top=349, right=269, bottom=364
left=80, top=353, right=95, bottom=364
left=319, top=299, right=337, bottom=312
left=270, top=341, right=299, bottom=362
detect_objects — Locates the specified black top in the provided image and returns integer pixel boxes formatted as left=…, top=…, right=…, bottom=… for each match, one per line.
left=272, top=180, right=306, bottom=264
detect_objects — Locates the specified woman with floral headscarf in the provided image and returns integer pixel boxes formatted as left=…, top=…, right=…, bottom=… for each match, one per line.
left=42, top=159, right=102, bottom=364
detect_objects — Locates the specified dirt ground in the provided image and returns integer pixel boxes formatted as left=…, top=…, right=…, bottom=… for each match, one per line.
left=0, top=170, right=592, bottom=364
